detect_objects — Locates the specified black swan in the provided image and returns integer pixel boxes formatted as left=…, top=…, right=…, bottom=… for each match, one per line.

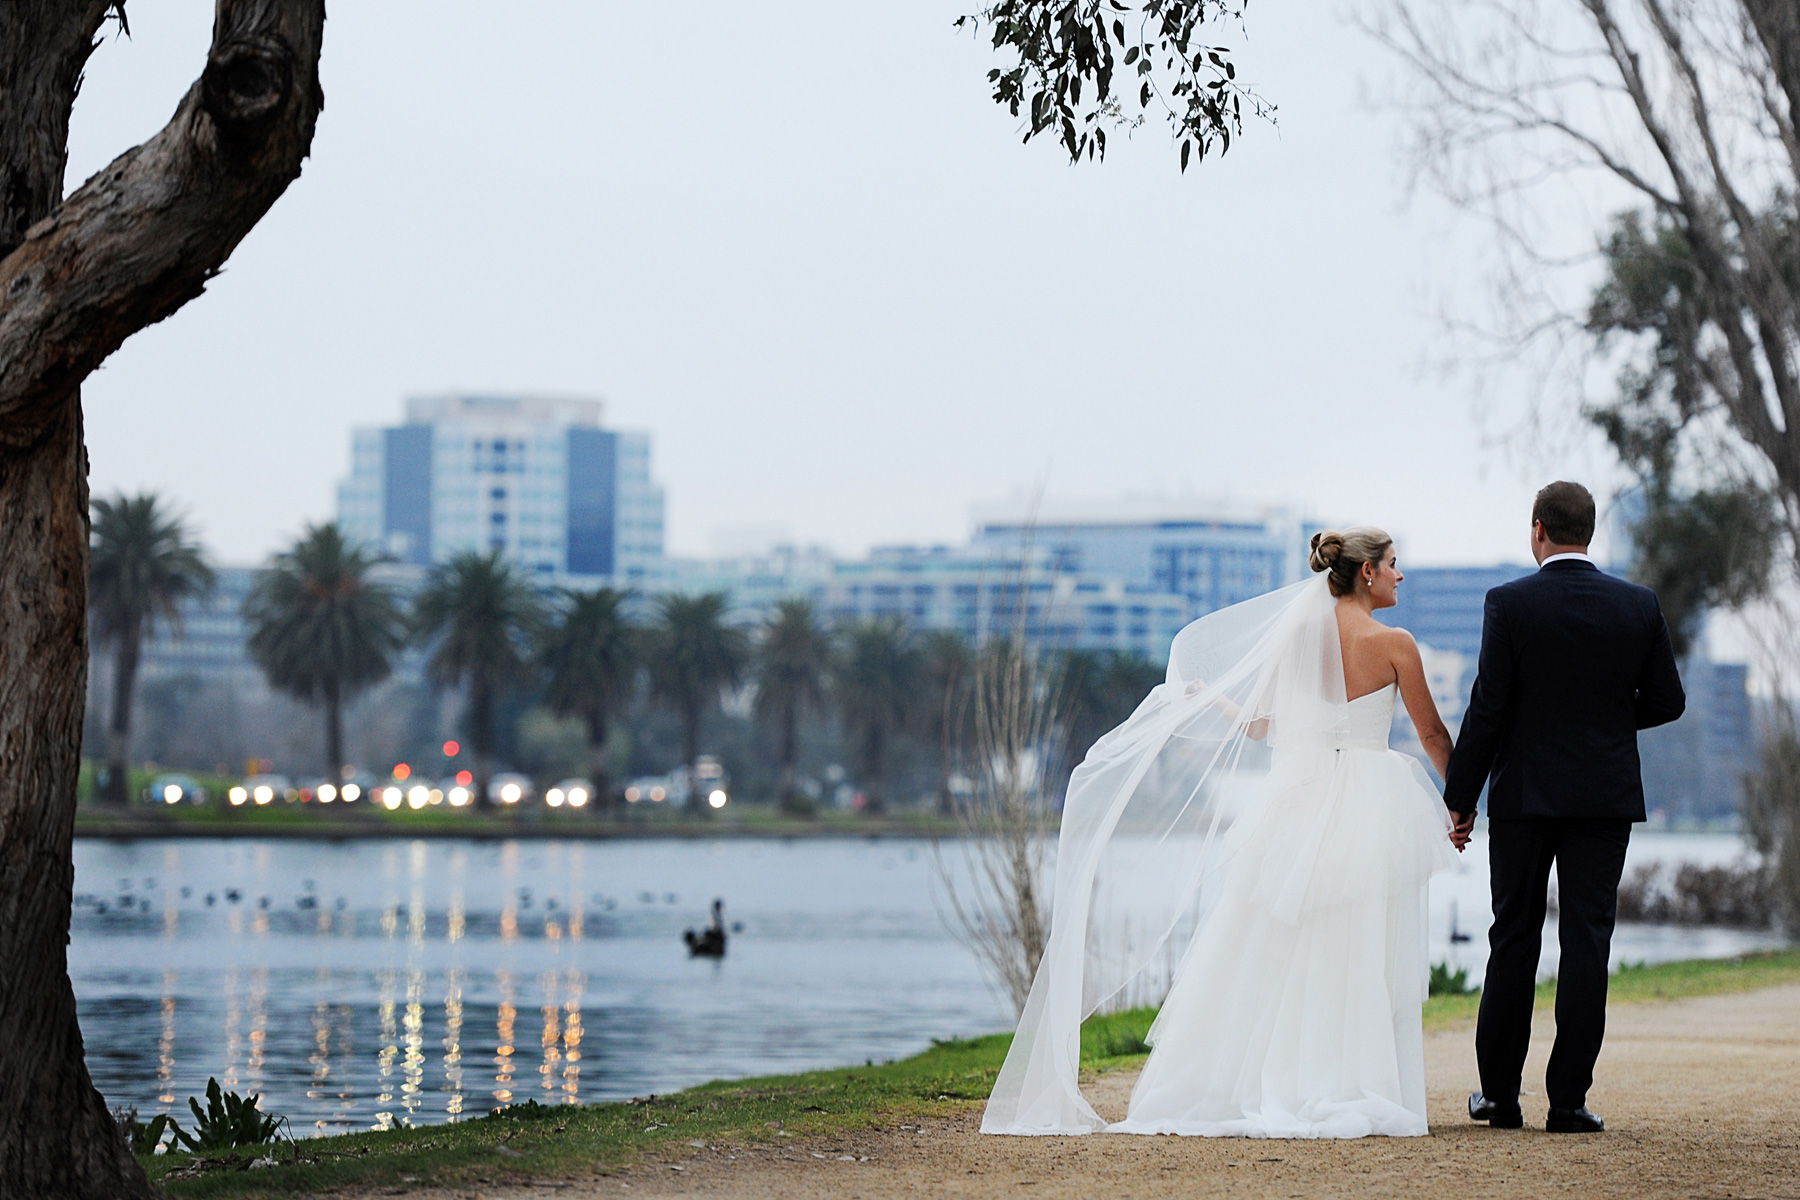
left=683, top=899, right=728, bottom=958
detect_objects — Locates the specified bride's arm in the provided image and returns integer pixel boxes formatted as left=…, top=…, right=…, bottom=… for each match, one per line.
left=1183, top=677, right=1270, bottom=740
left=1391, top=630, right=1453, bottom=779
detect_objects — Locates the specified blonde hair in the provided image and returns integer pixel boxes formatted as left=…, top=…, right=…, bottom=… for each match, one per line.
left=1309, top=527, right=1394, bottom=598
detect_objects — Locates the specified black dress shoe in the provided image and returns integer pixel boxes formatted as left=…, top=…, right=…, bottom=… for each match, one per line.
left=1468, top=1091, right=1524, bottom=1128
left=1546, top=1106, right=1604, bottom=1133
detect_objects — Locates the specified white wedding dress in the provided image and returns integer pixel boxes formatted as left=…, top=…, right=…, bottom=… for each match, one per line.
left=1109, top=683, right=1455, bottom=1138
left=982, top=576, right=1458, bottom=1139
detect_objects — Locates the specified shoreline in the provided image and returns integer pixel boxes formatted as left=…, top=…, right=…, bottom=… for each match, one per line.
left=133, top=949, right=1800, bottom=1198
left=65, top=813, right=1750, bottom=843
left=72, top=814, right=964, bottom=842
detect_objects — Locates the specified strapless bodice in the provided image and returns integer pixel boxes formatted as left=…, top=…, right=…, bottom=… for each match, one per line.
left=1338, top=683, right=1397, bottom=750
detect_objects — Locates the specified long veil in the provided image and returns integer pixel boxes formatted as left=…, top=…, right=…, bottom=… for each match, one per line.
left=982, top=574, right=1348, bottom=1135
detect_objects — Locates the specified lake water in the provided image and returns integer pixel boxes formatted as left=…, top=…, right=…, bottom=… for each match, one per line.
left=71, top=831, right=1788, bottom=1135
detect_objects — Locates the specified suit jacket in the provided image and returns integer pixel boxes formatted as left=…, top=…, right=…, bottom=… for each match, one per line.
left=1442, top=559, right=1686, bottom=821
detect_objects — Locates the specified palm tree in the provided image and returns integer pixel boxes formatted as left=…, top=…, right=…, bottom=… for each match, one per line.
left=538, top=587, right=637, bottom=812
left=244, top=525, right=408, bottom=782
left=832, top=616, right=921, bottom=814
left=753, top=599, right=831, bottom=814
left=412, top=551, right=543, bottom=807
left=88, top=494, right=214, bottom=806
left=646, top=592, right=748, bottom=812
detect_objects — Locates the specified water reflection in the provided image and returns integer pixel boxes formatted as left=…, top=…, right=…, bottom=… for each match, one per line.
left=442, top=970, right=464, bottom=1118
left=494, top=970, right=517, bottom=1106
left=156, top=970, right=175, bottom=1105
left=73, top=837, right=1005, bottom=1133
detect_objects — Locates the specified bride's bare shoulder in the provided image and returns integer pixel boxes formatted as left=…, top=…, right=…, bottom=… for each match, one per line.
left=1376, top=623, right=1424, bottom=669
left=1337, top=605, right=1411, bottom=642
left=1376, top=621, right=1418, bottom=647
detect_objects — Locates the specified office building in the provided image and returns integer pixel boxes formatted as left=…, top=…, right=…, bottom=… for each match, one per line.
left=129, top=566, right=265, bottom=692
left=1382, top=564, right=1753, bottom=824
left=337, top=394, right=665, bottom=584
left=969, top=498, right=1312, bottom=622
left=1640, top=659, right=1754, bottom=825
left=1379, top=564, right=1535, bottom=660
left=819, top=543, right=1190, bottom=661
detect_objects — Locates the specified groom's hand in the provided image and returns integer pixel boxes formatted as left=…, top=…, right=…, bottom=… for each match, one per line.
left=1449, top=810, right=1476, bottom=852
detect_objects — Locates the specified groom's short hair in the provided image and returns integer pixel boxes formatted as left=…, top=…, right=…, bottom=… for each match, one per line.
left=1533, top=481, right=1596, bottom=546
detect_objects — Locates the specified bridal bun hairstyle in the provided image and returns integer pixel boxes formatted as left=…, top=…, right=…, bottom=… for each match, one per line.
left=1309, top=527, right=1394, bottom=598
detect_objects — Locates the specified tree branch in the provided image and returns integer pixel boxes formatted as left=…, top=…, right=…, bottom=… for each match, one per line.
left=1743, top=0, right=1800, bottom=170
left=1365, top=1, right=1684, bottom=213
left=0, top=0, right=325, bottom=448
left=0, top=2, right=115, bottom=260
left=1640, top=0, right=1800, bottom=432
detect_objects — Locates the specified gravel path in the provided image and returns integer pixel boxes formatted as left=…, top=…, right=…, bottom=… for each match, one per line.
left=346, top=984, right=1800, bottom=1200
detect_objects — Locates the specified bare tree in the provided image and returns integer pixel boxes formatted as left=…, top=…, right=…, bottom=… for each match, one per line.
left=1366, top=0, right=1800, bottom=566
left=932, top=542, right=1068, bottom=1016
left=0, top=4, right=325, bottom=1196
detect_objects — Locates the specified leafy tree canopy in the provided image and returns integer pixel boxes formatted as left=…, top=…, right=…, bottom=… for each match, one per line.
left=89, top=493, right=214, bottom=643
left=1585, top=207, right=1785, bottom=655
left=245, top=523, right=406, bottom=705
left=959, top=0, right=1269, bottom=169
left=413, top=550, right=544, bottom=692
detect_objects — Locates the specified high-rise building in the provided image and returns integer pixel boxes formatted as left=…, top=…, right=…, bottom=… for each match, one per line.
left=820, top=543, right=1189, bottom=661
left=1381, top=563, right=1753, bottom=824
left=1379, top=564, right=1535, bottom=660
left=969, top=499, right=1312, bottom=622
left=129, top=566, right=265, bottom=692
left=337, top=394, right=665, bottom=583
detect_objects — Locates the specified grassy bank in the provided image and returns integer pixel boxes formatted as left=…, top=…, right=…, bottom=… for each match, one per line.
left=138, top=947, right=1800, bottom=1198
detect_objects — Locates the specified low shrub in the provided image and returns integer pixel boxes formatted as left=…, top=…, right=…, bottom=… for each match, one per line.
left=1615, top=861, right=1775, bottom=928
left=1429, top=962, right=1478, bottom=996
left=167, top=1078, right=285, bottom=1154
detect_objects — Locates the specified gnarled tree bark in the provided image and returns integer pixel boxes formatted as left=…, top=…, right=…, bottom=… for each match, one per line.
left=0, top=3, right=325, bottom=1196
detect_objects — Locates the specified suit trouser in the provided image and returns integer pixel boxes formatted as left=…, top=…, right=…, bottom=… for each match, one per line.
left=1476, top=816, right=1632, bottom=1111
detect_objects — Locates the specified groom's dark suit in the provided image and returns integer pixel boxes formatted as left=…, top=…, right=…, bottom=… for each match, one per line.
left=1442, top=557, right=1685, bottom=1112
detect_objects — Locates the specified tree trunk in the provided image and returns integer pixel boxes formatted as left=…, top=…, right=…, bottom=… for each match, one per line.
left=323, top=675, right=342, bottom=782
left=102, top=613, right=141, bottom=807
left=0, top=399, right=157, bottom=1198
left=470, top=679, right=494, bottom=810
left=0, top=4, right=326, bottom=1195
left=683, top=699, right=703, bottom=814
left=587, top=711, right=611, bottom=818
left=777, top=702, right=803, bottom=814
left=860, top=723, right=886, bottom=814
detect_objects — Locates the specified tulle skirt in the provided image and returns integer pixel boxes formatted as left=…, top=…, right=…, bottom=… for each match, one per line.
left=1108, top=744, right=1458, bottom=1139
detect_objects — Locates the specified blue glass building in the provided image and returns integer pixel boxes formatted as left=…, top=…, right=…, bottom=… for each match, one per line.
left=1383, top=563, right=1753, bottom=826
left=338, top=395, right=664, bottom=583
left=969, top=501, right=1311, bottom=622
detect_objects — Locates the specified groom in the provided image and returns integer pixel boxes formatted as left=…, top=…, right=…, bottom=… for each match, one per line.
left=1443, top=481, right=1686, bottom=1134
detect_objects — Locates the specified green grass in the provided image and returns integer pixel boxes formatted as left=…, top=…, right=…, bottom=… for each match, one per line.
left=141, top=1034, right=1012, bottom=1197
left=139, top=947, right=1800, bottom=1197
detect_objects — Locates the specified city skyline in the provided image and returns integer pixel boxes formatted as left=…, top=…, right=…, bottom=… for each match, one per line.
left=142, top=385, right=1557, bottom=575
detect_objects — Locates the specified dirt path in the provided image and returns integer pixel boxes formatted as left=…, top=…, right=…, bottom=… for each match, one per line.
left=357, top=985, right=1800, bottom=1200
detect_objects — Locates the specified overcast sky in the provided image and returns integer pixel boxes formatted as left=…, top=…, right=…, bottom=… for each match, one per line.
left=66, top=1, right=1623, bottom=569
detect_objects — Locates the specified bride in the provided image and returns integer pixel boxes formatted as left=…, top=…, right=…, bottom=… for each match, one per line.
left=982, top=527, right=1464, bottom=1139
